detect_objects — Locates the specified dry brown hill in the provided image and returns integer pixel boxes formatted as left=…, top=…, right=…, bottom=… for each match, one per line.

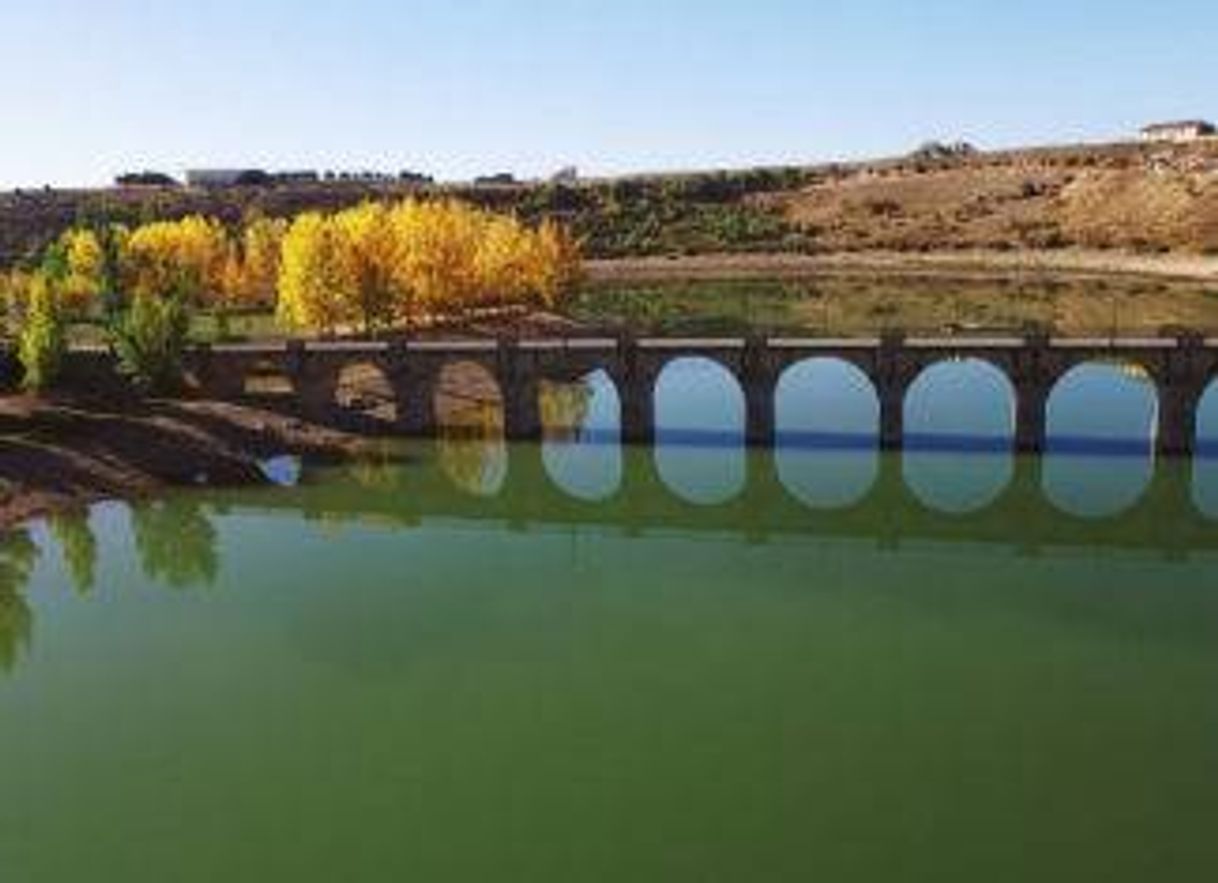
left=766, top=139, right=1218, bottom=255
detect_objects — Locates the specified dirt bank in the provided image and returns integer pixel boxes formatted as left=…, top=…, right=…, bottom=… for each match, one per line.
left=585, top=250, right=1218, bottom=285
left=0, top=396, right=366, bottom=531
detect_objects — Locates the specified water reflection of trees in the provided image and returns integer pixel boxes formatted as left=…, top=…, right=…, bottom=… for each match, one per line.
left=131, top=499, right=218, bottom=589
left=0, top=529, right=38, bottom=674
left=539, top=379, right=593, bottom=441
left=49, top=511, right=97, bottom=595
left=347, top=442, right=402, bottom=492
left=438, top=402, right=507, bottom=497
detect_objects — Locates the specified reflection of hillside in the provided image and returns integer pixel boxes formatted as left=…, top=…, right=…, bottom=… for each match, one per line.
left=131, top=499, right=218, bottom=589
left=0, top=530, right=38, bottom=674
left=438, top=402, right=507, bottom=496
left=540, top=380, right=593, bottom=442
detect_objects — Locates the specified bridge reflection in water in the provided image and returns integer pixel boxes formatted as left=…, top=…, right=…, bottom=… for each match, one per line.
left=198, top=356, right=1218, bottom=558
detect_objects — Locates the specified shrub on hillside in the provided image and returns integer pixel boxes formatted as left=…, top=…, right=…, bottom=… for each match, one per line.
left=109, top=290, right=191, bottom=394
left=16, top=273, right=66, bottom=392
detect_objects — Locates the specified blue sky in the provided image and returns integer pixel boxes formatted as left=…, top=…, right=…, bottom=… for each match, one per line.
left=1, top=0, right=1215, bottom=187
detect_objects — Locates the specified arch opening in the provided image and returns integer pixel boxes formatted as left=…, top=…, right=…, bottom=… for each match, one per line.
left=903, top=358, right=1015, bottom=514
left=435, top=361, right=506, bottom=498
left=241, top=358, right=294, bottom=405
left=335, top=362, right=398, bottom=426
left=541, top=370, right=622, bottom=502
left=1044, top=361, right=1157, bottom=518
left=774, top=358, right=879, bottom=509
left=1191, top=379, right=1218, bottom=519
left=654, top=357, right=746, bottom=506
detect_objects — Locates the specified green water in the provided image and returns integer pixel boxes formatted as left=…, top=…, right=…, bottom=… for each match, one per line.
left=2, top=434, right=1218, bottom=882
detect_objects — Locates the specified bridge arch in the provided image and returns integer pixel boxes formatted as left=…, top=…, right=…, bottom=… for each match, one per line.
left=903, top=358, right=1015, bottom=514
left=334, top=360, right=398, bottom=426
left=1043, top=360, right=1158, bottom=518
left=1191, top=379, right=1218, bottom=519
left=654, top=356, right=746, bottom=506
left=240, top=356, right=297, bottom=407
left=774, top=358, right=879, bottom=509
left=435, top=361, right=507, bottom=497
left=541, top=369, right=622, bottom=502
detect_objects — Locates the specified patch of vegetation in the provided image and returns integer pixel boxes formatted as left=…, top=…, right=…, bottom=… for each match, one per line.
left=110, top=291, right=192, bottom=394
left=513, top=171, right=817, bottom=257
left=14, top=273, right=66, bottom=391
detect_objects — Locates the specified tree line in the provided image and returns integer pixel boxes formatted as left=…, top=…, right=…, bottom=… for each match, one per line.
left=0, top=199, right=581, bottom=391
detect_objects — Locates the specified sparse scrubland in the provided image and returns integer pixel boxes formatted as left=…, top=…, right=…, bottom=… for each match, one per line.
left=4, top=138, right=1218, bottom=268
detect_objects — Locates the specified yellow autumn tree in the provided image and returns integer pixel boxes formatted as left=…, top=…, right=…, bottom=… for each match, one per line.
left=58, top=228, right=105, bottom=313
left=122, top=215, right=228, bottom=304
left=332, top=202, right=398, bottom=333
left=270, top=198, right=580, bottom=334
left=1, top=269, right=30, bottom=334
left=532, top=218, right=582, bottom=308
left=475, top=213, right=535, bottom=308
left=232, top=216, right=286, bottom=307
left=276, top=212, right=348, bottom=334
left=387, top=199, right=482, bottom=323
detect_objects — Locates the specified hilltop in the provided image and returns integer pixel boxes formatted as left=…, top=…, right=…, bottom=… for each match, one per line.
left=3, top=138, right=1218, bottom=273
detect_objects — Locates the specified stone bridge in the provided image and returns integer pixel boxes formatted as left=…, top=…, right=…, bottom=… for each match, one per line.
left=54, top=332, right=1218, bottom=455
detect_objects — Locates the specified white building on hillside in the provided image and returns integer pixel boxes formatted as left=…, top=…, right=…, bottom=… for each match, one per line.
left=1140, top=120, right=1215, bottom=143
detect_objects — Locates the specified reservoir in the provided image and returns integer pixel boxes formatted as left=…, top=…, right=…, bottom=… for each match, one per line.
left=2, top=358, right=1217, bottom=881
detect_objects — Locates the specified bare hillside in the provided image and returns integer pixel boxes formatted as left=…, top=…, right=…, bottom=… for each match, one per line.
left=770, top=140, right=1218, bottom=254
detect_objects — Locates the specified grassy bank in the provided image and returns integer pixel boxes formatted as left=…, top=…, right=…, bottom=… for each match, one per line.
left=569, top=272, right=1218, bottom=337
left=36, top=265, right=1218, bottom=347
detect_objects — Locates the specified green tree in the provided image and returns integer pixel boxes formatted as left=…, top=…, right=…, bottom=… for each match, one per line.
left=109, top=288, right=191, bottom=394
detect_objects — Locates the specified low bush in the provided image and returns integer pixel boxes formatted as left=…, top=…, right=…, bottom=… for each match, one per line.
left=109, top=291, right=191, bottom=393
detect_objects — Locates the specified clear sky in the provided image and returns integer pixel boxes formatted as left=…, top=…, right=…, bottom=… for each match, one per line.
left=1, top=0, right=1215, bottom=188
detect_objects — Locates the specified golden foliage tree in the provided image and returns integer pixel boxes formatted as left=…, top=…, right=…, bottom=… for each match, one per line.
left=122, top=215, right=228, bottom=304
left=276, top=198, right=581, bottom=334
left=276, top=212, right=348, bottom=334
left=30, top=199, right=580, bottom=339
left=58, top=228, right=105, bottom=313
left=226, top=216, right=286, bottom=307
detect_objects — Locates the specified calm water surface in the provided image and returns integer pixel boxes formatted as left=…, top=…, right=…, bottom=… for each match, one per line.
left=3, top=358, right=1218, bottom=881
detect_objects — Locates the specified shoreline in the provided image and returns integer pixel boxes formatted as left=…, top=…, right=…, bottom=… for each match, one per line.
left=0, top=396, right=365, bottom=532
left=585, top=249, right=1218, bottom=284
left=6, top=248, right=1218, bottom=531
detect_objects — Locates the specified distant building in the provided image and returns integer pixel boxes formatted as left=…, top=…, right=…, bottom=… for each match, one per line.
left=186, top=169, right=264, bottom=188
left=1140, top=120, right=1215, bottom=143
left=550, top=166, right=579, bottom=184
left=474, top=172, right=518, bottom=186
left=271, top=170, right=321, bottom=184
left=115, top=171, right=179, bottom=188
